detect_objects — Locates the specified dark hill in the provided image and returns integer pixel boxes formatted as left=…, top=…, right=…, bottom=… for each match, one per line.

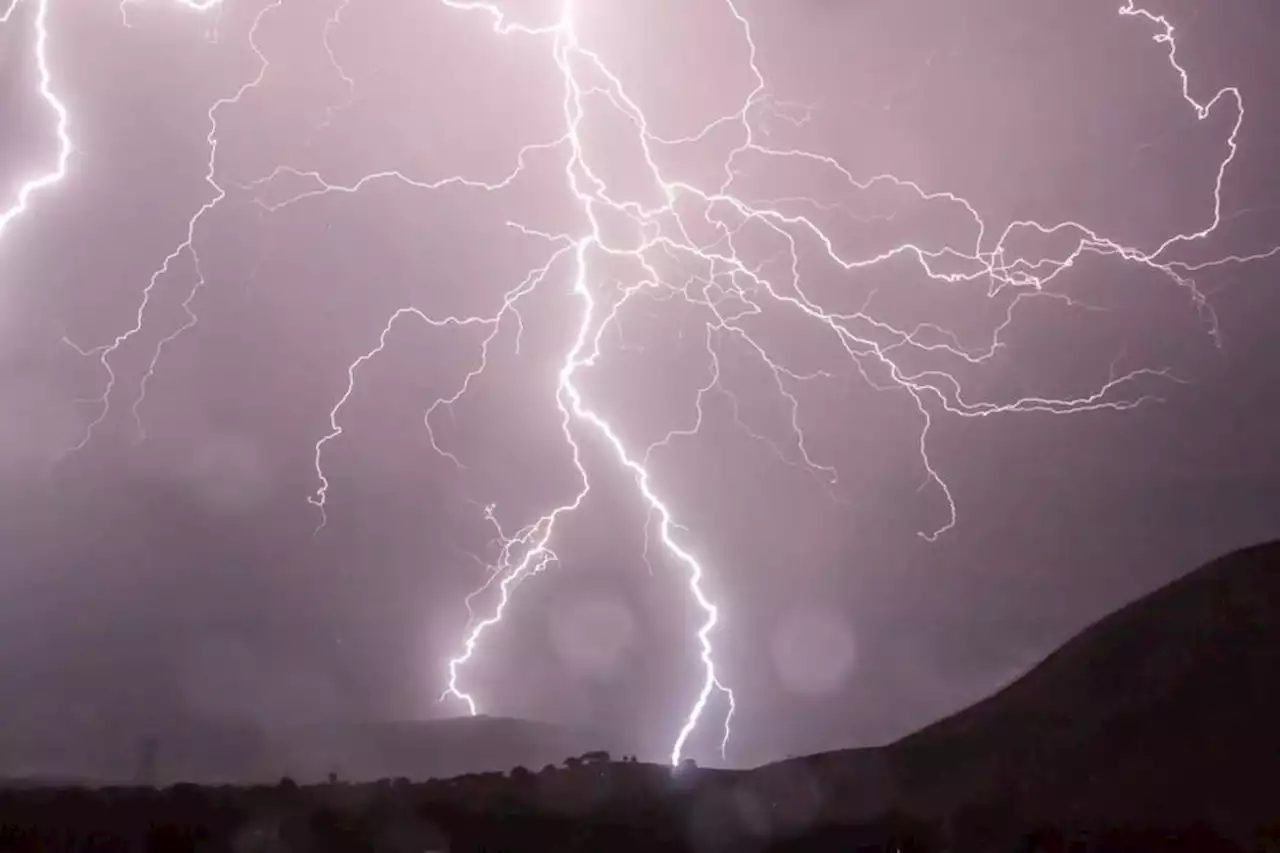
left=755, top=541, right=1280, bottom=836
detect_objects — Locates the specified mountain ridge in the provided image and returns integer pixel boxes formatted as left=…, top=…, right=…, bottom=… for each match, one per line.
left=750, top=540, right=1280, bottom=835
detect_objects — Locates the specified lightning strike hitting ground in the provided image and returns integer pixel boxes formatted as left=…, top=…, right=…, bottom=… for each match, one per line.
left=4, top=0, right=1276, bottom=765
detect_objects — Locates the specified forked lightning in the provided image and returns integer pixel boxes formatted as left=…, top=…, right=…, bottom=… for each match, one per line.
left=2, top=0, right=1276, bottom=765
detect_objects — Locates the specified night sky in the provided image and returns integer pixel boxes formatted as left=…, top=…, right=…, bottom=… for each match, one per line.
left=1, top=0, right=1278, bottom=771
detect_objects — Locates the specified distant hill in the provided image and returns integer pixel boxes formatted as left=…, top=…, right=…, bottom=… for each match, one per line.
left=2, top=715, right=631, bottom=786
left=752, top=540, right=1280, bottom=836
left=267, top=716, right=634, bottom=783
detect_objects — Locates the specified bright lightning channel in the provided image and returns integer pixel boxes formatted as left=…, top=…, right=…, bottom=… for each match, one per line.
left=6, top=0, right=1275, bottom=767
left=0, top=0, right=71, bottom=244
left=286, top=0, right=1269, bottom=765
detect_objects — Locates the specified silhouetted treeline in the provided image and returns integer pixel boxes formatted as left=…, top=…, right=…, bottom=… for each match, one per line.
left=0, top=760, right=1268, bottom=852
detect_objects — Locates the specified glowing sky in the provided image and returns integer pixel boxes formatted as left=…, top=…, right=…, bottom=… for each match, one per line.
left=1, top=0, right=1279, bottom=771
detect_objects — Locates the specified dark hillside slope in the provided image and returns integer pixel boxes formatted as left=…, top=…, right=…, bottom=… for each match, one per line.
left=752, top=541, right=1280, bottom=836
left=891, top=540, right=1280, bottom=830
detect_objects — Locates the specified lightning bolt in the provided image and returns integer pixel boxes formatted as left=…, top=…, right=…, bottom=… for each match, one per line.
left=309, top=0, right=354, bottom=145
left=0, top=0, right=72, bottom=244
left=10, top=0, right=1275, bottom=767
left=119, top=0, right=223, bottom=29
left=280, top=0, right=1263, bottom=765
left=63, top=0, right=272, bottom=453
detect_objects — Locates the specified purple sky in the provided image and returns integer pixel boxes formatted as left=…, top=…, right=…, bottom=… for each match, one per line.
left=1, top=0, right=1279, bottom=770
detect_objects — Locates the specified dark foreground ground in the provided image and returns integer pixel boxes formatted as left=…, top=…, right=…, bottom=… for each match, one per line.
left=0, top=766, right=1271, bottom=853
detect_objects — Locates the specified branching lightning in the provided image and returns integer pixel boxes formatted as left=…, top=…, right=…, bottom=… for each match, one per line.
left=4, top=0, right=1275, bottom=765
left=309, top=0, right=353, bottom=145
left=63, top=0, right=274, bottom=452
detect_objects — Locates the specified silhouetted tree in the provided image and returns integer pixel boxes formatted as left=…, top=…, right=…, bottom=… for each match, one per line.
left=581, top=750, right=611, bottom=765
left=563, top=756, right=582, bottom=769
